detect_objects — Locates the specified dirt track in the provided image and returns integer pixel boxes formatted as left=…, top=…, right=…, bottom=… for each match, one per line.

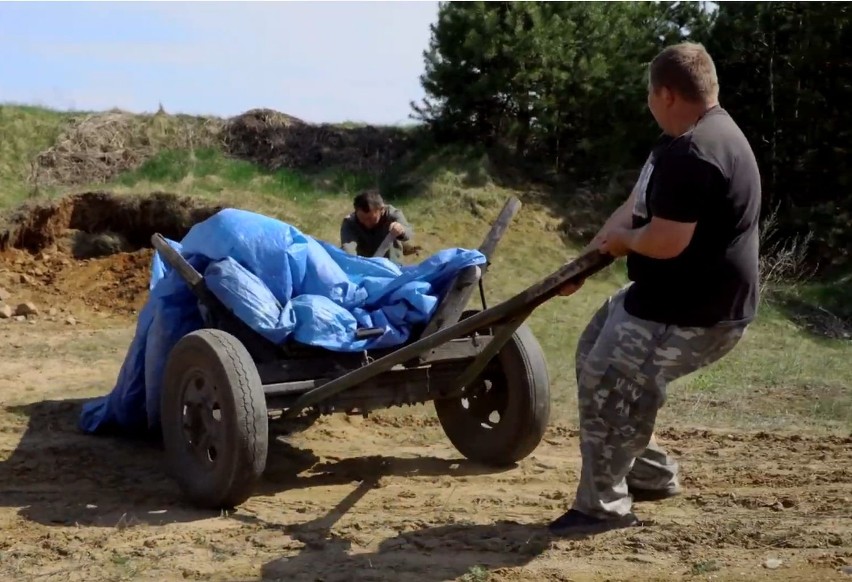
left=0, top=243, right=851, bottom=581
left=0, top=317, right=849, bottom=582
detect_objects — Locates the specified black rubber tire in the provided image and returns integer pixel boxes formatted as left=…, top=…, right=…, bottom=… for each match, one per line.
left=434, top=318, right=551, bottom=466
left=160, top=329, right=268, bottom=509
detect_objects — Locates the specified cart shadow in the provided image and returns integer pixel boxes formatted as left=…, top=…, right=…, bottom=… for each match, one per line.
left=258, top=436, right=518, bottom=495
left=0, top=398, right=518, bottom=529
left=0, top=398, right=200, bottom=528
left=239, top=478, right=549, bottom=582
left=259, top=520, right=549, bottom=582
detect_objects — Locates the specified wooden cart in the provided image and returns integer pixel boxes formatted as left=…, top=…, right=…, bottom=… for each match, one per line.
left=150, top=197, right=612, bottom=509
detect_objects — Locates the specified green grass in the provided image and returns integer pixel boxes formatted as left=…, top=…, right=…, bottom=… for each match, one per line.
left=785, top=270, right=852, bottom=320
left=0, top=104, right=849, bottom=434
left=460, top=565, right=491, bottom=582
left=116, top=147, right=374, bottom=205
left=663, top=301, right=852, bottom=431
left=0, top=105, right=73, bottom=204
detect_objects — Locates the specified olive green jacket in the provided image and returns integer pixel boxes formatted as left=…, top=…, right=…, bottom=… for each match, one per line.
left=340, top=205, right=412, bottom=264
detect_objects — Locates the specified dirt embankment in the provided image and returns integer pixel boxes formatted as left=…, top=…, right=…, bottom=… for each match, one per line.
left=1, top=106, right=415, bottom=323
left=0, top=191, right=221, bottom=318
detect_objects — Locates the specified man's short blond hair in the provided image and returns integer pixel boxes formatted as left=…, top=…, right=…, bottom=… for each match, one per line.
left=649, top=42, right=719, bottom=104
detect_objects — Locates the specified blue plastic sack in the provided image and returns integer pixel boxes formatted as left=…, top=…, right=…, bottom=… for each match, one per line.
left=78, top=208, right=486, bottom=438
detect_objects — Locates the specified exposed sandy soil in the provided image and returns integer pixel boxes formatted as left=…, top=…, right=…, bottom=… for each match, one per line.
left=1, top=247, right=153, bottom=318
left=0, top=209, right=850, bottom=582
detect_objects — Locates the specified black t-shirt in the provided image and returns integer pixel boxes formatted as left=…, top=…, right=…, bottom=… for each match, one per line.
left=624, top=106, right=761, bottom=327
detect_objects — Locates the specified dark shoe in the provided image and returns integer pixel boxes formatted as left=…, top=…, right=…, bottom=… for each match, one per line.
left=547, top=509, right=639, bottom=536
left=630, top=484, right=682, bottom=502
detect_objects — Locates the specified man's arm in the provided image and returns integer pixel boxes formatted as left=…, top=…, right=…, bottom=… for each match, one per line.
left=620, top=217, right=696, bottom=259
left=340, top=216, right=358, bottom=255
left=583, top=190, right=636, bottom=252
left=388, top=207, right=413, bottom=242
left=558, top=190, right=637, bottom=296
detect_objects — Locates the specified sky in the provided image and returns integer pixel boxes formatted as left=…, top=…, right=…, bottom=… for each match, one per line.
left=0, top=1, right=440, bottom=125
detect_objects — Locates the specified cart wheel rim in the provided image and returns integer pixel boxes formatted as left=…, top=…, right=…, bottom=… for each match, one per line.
left=180, top=367, right=224, bottom=469
left=460, top=361, right=509, bottom=429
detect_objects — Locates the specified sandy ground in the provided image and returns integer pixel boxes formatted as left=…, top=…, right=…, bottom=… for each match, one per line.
left=1, top=256, right=851, bottom=582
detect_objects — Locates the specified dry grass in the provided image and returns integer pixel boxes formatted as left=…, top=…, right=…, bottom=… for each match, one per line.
left=33, top=108, right=223, bottom=189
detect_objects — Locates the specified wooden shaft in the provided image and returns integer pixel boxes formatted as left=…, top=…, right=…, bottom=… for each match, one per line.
left=281, top=249, right=613, bottom=418
left=150, top=233, right=202, bottom=288
left=478, top=195, right=522, bottom=259
left=450, top=312, right=529, bottom=392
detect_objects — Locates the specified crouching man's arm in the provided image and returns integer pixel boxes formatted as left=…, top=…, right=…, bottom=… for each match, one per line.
left=340, top=217, right=359, bottom=255
left=388, top=207, right=412, bottom=242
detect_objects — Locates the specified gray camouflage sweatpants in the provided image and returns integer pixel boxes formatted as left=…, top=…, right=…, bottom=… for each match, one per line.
left=572, top=285, right=747, bottom=519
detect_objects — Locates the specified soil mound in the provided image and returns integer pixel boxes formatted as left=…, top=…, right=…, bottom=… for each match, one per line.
left=0, top=191, right=223, bottom=316
left=33, top=109, right=223, bottom=187
left=29, top=108, right=415, bottom=189
left=222, top=108, right=415, bottom=176
left=1, top=246, right=155, bottom=317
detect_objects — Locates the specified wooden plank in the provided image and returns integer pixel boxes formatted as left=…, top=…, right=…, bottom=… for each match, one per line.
left=264, top=380, right=320, bottom=397
left=478, top=195, right=523, bottom=259
left=415, top=335, right=490, bottom=362
left=417, top=265, right=481, bottom=337
left=265, top=364, right=449, bottom=406
left=280, top=248, right=613, bottom=418
left=373, top=232, right=398, bottom=258
left=419, top=196, right=522, bottom=338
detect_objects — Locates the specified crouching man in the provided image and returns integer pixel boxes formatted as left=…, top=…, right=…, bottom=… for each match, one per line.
left=340, top=189, right=413, bottom=264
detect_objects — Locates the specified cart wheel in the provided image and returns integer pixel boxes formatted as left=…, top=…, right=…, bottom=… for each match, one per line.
left=161, top=329, right=268, bottom=509
left=434, top=315, right=550, bottom=466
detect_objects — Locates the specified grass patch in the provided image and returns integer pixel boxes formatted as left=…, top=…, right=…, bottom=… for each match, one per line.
left=690, top=560, right=721, bottom=576
left=115, top=147, right=375, bottom=208
left=0, top=105, right=72, bottom=205
left=663, top=310, right=852, bottom=431
left=460, top=565, right=491, bottom=582
left=381, top=141, right=494, bottom=201
left=779, top=271, right=852, bottom=321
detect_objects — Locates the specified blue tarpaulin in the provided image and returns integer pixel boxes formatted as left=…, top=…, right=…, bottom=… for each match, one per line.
left=78, top=208, right=486, bottom=438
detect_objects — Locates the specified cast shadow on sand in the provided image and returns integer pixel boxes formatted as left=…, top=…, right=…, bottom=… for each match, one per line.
left=0, top=398, right=525, bottom=532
